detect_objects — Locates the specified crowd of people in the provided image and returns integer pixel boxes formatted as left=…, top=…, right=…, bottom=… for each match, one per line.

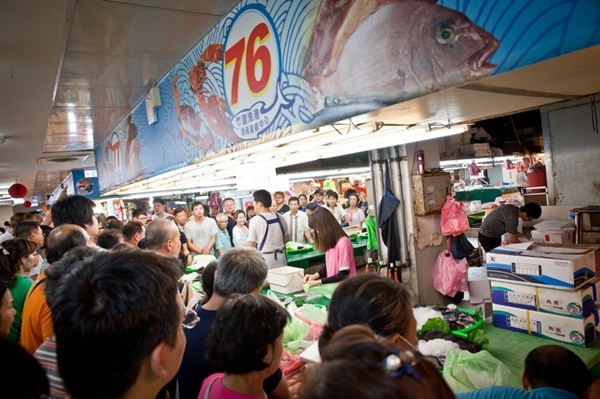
left=0, top=190, right=596, bottom=399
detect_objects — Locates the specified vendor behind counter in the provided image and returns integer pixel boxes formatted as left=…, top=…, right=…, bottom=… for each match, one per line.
left=478, top=202, right=542, bottom=252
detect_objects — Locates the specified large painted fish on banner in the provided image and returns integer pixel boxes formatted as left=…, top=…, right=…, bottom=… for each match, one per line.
left=303, top=0, right=500, bottom=114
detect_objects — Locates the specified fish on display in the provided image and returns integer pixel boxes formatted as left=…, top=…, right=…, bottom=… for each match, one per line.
left=303, top=0, right=500, bottom=108
left=430, top=305, right=478, bottom=330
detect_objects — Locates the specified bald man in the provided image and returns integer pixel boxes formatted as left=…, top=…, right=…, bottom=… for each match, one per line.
left=21, top=224, right=92, bottom=354
left=144, top=219, right=182, bottom=258
left=144, top=219, right=193, bottom=307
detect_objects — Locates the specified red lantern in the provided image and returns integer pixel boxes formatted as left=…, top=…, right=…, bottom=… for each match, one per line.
left=23, top=200, right=32, bottom=208
left=8, top=183, right=27, bottom=198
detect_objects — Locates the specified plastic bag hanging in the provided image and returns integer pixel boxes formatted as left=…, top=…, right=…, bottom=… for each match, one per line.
left=441, top=195, right=470, bottom=236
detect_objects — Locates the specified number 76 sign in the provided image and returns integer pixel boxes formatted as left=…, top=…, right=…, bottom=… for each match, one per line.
left=223, top=5, right=282, bottom=141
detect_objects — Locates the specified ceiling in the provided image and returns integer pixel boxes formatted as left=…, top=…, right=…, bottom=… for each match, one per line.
left=1, top=0, right=600, bottom=204
left=0, top=0, right=239, bottom=203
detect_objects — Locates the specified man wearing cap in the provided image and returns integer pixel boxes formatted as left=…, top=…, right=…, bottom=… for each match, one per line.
left=302, top=188, right=326, bottom=211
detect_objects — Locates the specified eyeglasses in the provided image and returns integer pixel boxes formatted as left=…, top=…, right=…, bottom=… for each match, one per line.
left=182, top=307, right=200, bottom=329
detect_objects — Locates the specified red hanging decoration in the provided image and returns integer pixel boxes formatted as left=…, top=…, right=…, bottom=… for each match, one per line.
left=8, top=183, right=27, bottom=198
left=23, top=200, right=32, bottom=208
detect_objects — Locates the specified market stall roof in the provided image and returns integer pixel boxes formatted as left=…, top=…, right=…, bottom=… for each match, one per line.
left=103, top=42, right=600, bottom=196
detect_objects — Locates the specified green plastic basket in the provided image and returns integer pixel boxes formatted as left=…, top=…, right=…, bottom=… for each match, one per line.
left=467, top=211, right=486, bottom=226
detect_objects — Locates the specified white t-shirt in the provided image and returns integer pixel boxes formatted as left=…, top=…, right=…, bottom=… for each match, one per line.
left=248, top=212, right=289, bottom=269
left=326, top=204, right=346, bottom=224
left=184, top=217, right=218, bottom=256
left=248, top=212, right=288, bottom=252
left=282, top=210, right=310, bottom=243
left=346, top=208, right=365, bottom=227
left=232, top=225, right=249, bottom=247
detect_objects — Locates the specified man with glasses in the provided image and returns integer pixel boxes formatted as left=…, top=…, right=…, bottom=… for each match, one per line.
left=49, top=250, right=186, bottom=399
left=169, top=247, right=289, bottom=399
left=478, top=202, right=542, bottom=252
left=273, top=191, right=290, bottom=214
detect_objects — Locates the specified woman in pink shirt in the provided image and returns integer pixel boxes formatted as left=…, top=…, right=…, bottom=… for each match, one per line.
left=303, top=208, right=357, bottom=286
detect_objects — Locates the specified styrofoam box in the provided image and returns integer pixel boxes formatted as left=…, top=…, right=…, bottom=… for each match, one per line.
left=486, top=245, right=596, bottom=290
left=490, top=279, right=600, bottom=319
left=492, top=304, right=598, bottom=347
left=267, top=266, right=304, bottom=294
left=534, top=220, right=575, bottom=231
left=531, top=229, right=575, bottom=244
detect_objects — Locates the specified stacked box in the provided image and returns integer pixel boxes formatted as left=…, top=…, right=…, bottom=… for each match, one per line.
left=486, top=245, right=596, bottom=290
left=531, top=229, right=575, bottom=244
left=488, top=243, right=600, bottom=346
left=490, top=279, right=600, bottom=318
left=491, top=304, right=598, bottom=347
left=531, top=220, right=575, bottom=244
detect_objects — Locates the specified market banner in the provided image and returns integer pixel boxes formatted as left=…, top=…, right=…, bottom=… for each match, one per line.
left=72, top=169, right=100, bottom=199
left=95, top=0, right=600, bottom=193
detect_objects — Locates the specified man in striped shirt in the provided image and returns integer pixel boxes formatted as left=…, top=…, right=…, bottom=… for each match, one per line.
left=282, top=196, right=313, bottom=244
left=478, top=202, right=542, bottom=252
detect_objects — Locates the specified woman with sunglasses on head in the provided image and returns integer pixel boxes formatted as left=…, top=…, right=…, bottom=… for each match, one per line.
left=301, top=324, right=455, bottom=399
left=0, top=239, right=38, bottom=342
left=303, top=274, right=455, bottom=399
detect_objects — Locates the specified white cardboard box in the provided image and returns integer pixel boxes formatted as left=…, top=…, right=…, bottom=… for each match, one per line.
left=491, top=304, right=598, bottom=347
left=468, top=267, right=491, bottom=304
left=531, top=229, right=575, bottom=244
left=490, top=279, right=600, bottom=319
left=267, top=266, right=304, bottom=294
left=486, top=244, right=596, bottom=290
left=534, top=220, right=575, bottom=231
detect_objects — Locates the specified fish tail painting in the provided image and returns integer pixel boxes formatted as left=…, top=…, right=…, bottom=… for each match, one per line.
left=303, top=0, right=500, bottom=109
left=189, top=44, right=242, bottom=144
left=172, top=74, right=215, bottom=154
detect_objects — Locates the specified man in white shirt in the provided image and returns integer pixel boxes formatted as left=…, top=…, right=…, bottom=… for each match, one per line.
left=282, top=197, right=312, bottom=244
left=152, top=198, right=168, bottom=220
left=325, top=190, right=350, bottom=225
left=247, top=189, right=289, bottom=269
left=185, top=201, right=217, bottom=256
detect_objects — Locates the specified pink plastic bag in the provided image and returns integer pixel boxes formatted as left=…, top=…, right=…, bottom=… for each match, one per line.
left=441, top=195, right=470, bottom=236
left=432, top=249, right=469, bottom=297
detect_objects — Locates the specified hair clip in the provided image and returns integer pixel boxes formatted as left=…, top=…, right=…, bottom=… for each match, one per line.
left=1, top=247, right=8, bottom=256
left=382, top=350, right=421, bottom=381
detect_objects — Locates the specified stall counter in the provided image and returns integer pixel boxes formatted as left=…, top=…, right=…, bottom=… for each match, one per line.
left=285, top=237, right=368, bottom=269
left=479, top=318, right=600, bottom=377
left=454, top=185, right=520, bottom=203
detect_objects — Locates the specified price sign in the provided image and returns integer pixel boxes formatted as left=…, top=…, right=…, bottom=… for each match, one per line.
left=224, top=5, right=281, bottom=139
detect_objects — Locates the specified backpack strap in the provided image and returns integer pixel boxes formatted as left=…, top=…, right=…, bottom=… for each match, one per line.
left=257, top=214, right=285, bottom=251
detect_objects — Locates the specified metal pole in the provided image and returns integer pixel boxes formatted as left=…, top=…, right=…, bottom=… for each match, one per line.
left=389, top=145, right=409, bottom=264
left=369, top=149, right=386, bottom=262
